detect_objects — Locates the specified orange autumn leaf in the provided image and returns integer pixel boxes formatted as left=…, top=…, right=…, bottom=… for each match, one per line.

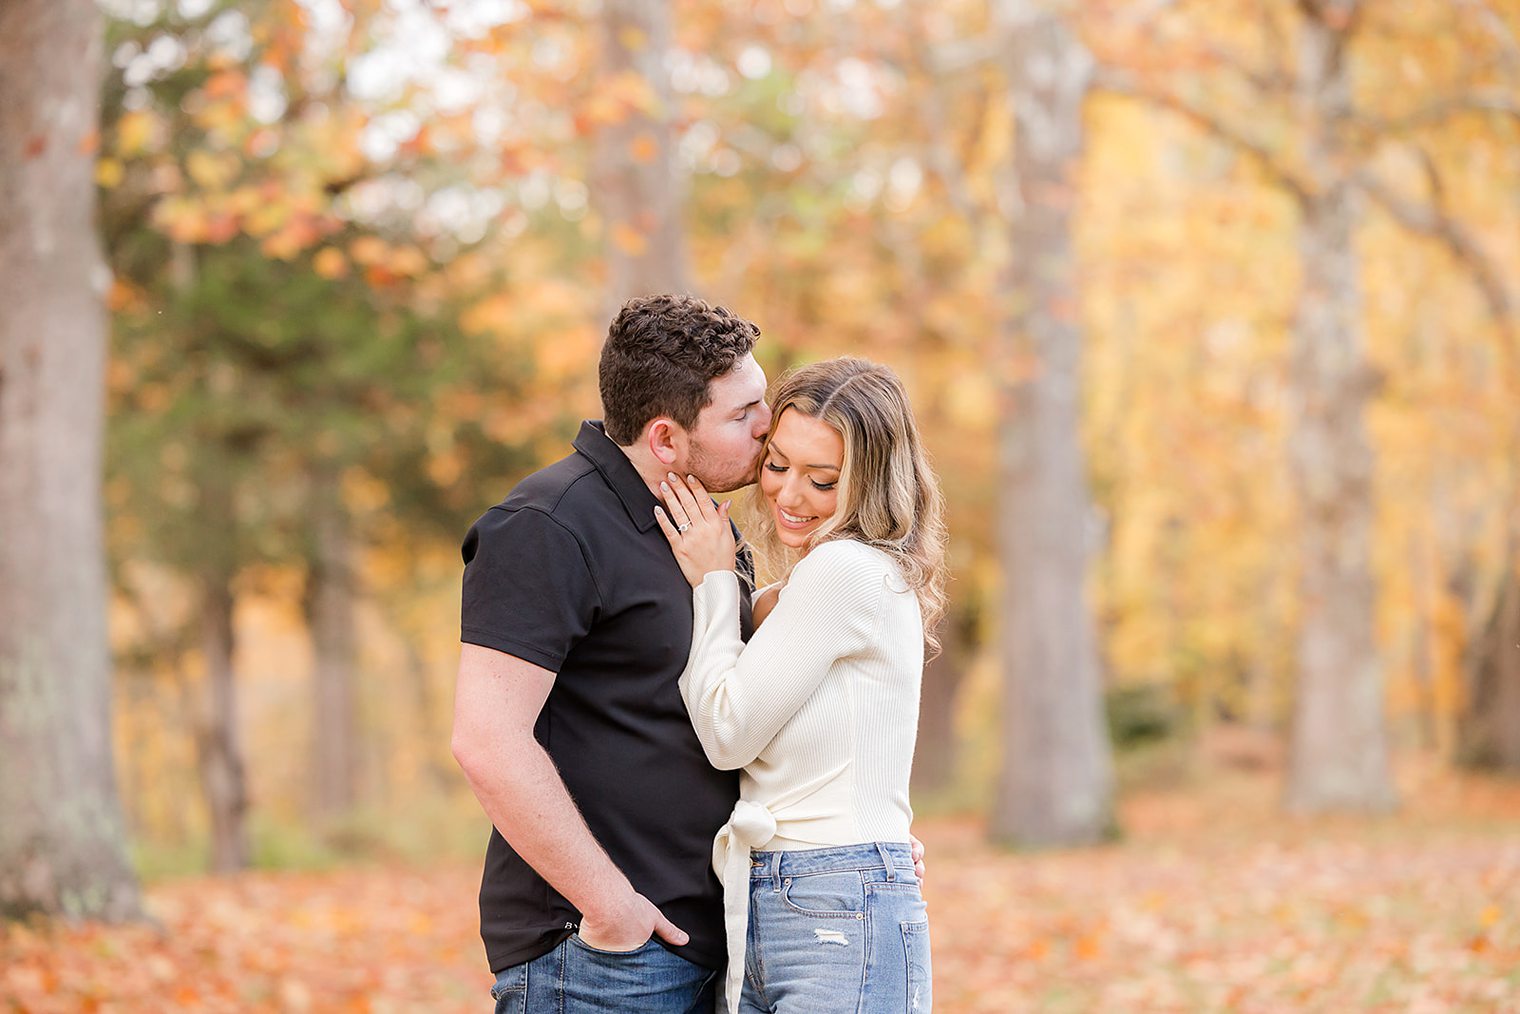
left=348, top=235, right=388, bottom=267
left=628, top=132, right=658, bottom=165
left=610, top=221, right=647, bottom=256
left=95, top=158, right=125, bottom=189
left=617, top=26, right=647, bottom=52
left=115, top=110, right=155, bottom=156
left=202, top=69, right=246, bottom=101
left=313, top=247, right=348, bottom=279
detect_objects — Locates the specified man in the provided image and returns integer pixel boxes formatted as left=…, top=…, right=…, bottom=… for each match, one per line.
left=452, top=294, right=771, bottom=1012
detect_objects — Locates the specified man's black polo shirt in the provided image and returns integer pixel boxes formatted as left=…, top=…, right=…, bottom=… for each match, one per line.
left=460, top=420, right=751, bottom=973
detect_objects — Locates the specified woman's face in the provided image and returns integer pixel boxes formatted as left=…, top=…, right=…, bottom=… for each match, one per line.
left=759, top=408, right=844, bottom=550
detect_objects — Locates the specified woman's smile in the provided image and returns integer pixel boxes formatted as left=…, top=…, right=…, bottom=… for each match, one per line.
left=777, top=506, right=819, bottom=528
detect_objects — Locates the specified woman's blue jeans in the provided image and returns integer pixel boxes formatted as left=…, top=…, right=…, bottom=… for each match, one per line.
left=738, top=841, right=932, bottom=1013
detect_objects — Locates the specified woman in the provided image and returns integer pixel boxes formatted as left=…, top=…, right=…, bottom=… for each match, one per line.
left=654, top=357, right=947, bottom=1014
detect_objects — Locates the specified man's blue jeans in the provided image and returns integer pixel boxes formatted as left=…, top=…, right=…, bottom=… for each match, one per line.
left=490, top=934, right=718, bottom=1013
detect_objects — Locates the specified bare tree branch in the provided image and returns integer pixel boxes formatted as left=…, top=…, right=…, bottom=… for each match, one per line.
left=1298, top=0, right=1365, bottom=39
left=1458, top=0, right=1520, bottom=71
left=1414, top=147, right=1446, bottom=209
left=1354, top=91, right=1520, bottom=135
left=925, top=35, right=1004, bottom=76
left=904, top=18, right=984, bottom=222
left=1100, top=0, right=1293, bottom=103
left=885, top=0, right=1006, bottom=228
left=1161, top=35, right=1296, bottom=96
left=1093, top=66, right=1312, bottom=204
left=1255, top=0, right=1293, bottom=83
left=1113, top=0, right=1185, bottom=31
left=1354, top=165, right=1516, bottom=339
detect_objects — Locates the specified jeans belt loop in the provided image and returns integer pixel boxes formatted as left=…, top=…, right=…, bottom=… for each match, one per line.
left=876, top=841, right=897, bottom=881
left=771, top=850, right=783, bottom=893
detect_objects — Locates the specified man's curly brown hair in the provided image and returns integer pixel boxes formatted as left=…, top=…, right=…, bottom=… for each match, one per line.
left=598, top=294, right=762, bottom=445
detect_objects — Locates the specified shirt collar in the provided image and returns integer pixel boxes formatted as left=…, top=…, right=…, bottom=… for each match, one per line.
left=573, top=420, right=660, bottom=533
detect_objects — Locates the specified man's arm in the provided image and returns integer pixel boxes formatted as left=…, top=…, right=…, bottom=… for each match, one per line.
left=451, top=642, right=687, bottom=952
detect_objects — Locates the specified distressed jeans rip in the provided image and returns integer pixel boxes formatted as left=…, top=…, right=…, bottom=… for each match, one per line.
left=813, top=928, right=850, bottom=945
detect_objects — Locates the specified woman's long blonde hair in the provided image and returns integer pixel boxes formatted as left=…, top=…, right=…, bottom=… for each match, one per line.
left=744, top=357, right=949, bottom=653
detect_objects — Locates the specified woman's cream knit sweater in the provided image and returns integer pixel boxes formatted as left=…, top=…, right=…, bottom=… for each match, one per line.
left=680, top=538, right=924, bottom=1013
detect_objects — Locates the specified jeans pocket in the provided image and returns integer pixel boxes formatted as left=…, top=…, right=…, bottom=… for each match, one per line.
left=901, top=919, right=933, bottom=1011
left=780, top=870, right=867, bottom=918
left=490, top=962, right=528, bottom=1014
left=567, top=932, right=657, bottom=958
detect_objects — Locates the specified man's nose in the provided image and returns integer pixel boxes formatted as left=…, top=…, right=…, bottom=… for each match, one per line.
left=752, top=405, right=772, bottom=437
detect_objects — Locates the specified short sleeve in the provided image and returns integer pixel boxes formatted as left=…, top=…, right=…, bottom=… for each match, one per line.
left=460, top=506, right=601, bottom=672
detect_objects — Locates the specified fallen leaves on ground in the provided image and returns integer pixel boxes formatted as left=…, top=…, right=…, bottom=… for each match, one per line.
left=929, top=762, right=1520, bottom=1013
left=4, top=762, right=1519, bottom=1013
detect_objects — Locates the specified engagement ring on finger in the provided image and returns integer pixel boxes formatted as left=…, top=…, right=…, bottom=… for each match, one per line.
left=676, top=522, right=692, bottom=533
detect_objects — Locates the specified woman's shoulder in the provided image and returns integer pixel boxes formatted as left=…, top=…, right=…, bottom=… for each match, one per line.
left=785, top=540, right=916, bottom=638
left=793, top=538, right=898, bottom=586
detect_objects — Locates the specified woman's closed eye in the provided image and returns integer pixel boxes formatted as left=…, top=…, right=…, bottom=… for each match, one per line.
left=764, top=461, right=836, bottom=491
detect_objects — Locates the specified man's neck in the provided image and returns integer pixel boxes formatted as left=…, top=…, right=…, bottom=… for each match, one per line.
left=615, top=441, right=675, bottom=499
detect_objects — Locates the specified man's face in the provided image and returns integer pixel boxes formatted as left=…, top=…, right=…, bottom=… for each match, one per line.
left=685, top=353, right=770, bottom=494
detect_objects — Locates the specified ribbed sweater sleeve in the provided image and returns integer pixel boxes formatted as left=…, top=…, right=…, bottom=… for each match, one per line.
left=678, top=540, right=890, bottom=771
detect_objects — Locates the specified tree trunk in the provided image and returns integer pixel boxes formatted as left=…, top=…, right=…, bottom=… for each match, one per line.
left=592, top=0, right=689, bottom=316
left=1458, top=565, right=1520, bottom=770
left=305, top=471, right=359, bottom=817
left=403, top=635, right=452, bottom=789
left=1283, top=2, right=1397, bottom=813
left=197, top=573, right=250, bottom=872
left=0, top=0, right=142, bottom=921
left=990, top=2, right=1117, bottom=849
left=1408, top=528, right=1439, bottom=752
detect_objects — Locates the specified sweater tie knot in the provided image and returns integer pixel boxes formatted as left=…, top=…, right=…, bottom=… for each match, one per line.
left=713, top=800, right=776, bottom=1014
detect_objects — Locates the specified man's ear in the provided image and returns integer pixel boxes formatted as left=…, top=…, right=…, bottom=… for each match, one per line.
left=645, top=417, right=686, bottom=467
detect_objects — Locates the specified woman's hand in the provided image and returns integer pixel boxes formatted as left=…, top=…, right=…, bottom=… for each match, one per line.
left=654, top=472, right=737, bottom=588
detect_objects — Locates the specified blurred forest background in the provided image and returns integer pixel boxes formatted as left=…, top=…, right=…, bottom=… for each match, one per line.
left=4, top=0, right=1520, bottom=1009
